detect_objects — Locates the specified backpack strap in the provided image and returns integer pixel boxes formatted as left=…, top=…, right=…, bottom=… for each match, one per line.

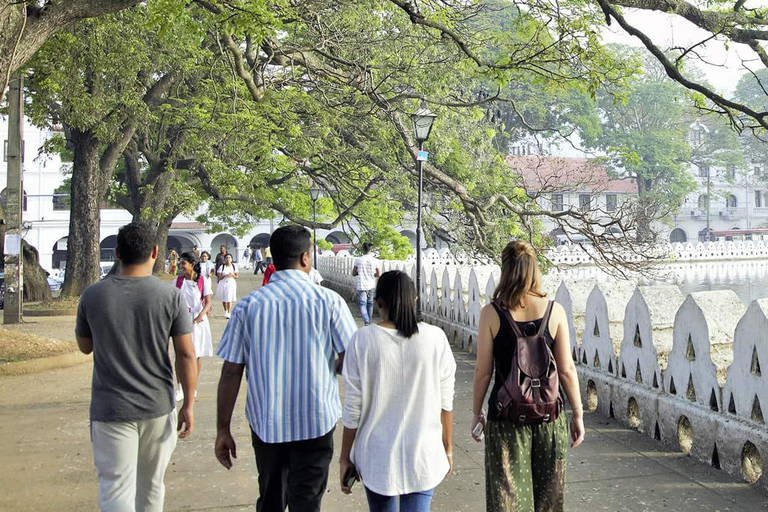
left=537, top=301, right=555, bottom=337
left=493, top=301, right=526, bottom=340
left=175, top=276, right=184, bottom=289
left=197, top=276, right=205, bottom=300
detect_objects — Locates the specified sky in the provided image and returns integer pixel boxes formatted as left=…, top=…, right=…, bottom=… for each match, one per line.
left=601, top=4, right=767, bottom=96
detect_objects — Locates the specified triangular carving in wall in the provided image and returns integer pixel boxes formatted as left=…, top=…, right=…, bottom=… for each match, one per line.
left=572, top=347, right=577, bottom=362
left=608, top=359, right=614, bottom=374
left=634, top=325, right=642, bottom=348
left=621, top=363, right=627, bottom=378
left=609, top=401, right=615, bottom=418
left=652, top=372, right=659, bottom=389
left=752, top=346, right=762, bottom=377
left=653, top=422, right=661, bottom=441
left=728, top=394, right=737, bottom=414
left=582, top=351, right=588, bottom=365
left=686, top=376, right=697, bottom=402
left=669, top=376, right=677, bottom=395
left=686, top=334, right=696, bottom=361
left=635, top=360, right=643, bottom=384
left=593, top=351, right=602, bottom=369
left=711, top=444, right=721, bottom=469
left=752, top=395, right=764, bottom=424
left=709, top=389, right=718, bottom=412
left=593, top=319, right=600, bottom=337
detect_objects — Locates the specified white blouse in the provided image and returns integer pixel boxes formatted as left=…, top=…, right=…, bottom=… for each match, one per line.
left=342, top=323, right=456, bottom=496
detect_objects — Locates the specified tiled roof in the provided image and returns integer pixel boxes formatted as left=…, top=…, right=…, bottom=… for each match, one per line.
left=507, top=156, right=638, bottom=193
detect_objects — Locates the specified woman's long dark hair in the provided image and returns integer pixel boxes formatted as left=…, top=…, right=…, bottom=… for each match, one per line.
left=375, top=270, right=419, bottom=338
left=180, top=252, right=201, bottom=281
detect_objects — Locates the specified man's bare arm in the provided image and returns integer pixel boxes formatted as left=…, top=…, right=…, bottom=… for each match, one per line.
left=173, top=333, right=197, bottom=438
left=76, top=337, right=93, bottom=355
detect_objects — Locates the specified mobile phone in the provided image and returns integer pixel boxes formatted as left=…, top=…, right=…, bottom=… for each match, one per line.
left=472, top=422, right=485, bottom=438
left=343, top=464, right=358, bottom=488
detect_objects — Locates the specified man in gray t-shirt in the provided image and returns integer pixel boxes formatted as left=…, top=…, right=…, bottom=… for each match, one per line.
left=76, top=222, right=197, bottom=512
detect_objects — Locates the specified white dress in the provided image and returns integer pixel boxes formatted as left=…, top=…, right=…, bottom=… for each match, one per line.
left=179, top=277, right=213, bottom=358
left=215, top=264, right=238, bottom=302
left=199, top=260, right=215, bottom=291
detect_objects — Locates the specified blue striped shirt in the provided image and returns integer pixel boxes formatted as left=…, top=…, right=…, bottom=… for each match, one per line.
left=217, top=269, right=357, bottom=443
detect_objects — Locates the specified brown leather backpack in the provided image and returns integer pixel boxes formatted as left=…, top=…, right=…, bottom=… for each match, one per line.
left=495, top=301, right=562, bottom=424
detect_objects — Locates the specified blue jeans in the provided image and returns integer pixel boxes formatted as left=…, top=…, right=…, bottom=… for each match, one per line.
left=365, top=487, right=434, bottom=512
left=357, top=289, right=375, bottom=325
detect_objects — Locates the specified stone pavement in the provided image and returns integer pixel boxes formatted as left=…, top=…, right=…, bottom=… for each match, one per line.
left=0, top=273, right=767, bottom=511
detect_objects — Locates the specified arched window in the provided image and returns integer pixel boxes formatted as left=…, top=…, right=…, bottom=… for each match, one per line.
left=670, top=228, right=687, bottom=243
left=726, top=194, right=738, bottom=208
left=698, top=194, right=710, bottom=209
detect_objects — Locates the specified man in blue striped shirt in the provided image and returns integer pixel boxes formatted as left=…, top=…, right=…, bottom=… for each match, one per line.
left=215, top=225, right=357, bottom=512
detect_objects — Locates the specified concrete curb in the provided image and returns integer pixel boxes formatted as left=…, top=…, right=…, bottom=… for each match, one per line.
left=22, top=309, right=77, bottom=317
left=0, top=351, right=90, bottom=376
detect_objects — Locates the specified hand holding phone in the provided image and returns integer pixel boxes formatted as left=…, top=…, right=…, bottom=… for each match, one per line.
left=343, top=464, right=358, bottom=489
left=472, top=421, right=484, bottom=439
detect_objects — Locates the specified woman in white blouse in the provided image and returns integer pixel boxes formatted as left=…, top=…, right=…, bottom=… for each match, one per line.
left=340, top=270, right=456, bottom=512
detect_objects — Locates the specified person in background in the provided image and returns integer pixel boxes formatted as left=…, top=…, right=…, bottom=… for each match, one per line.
left=199, top=251, right=215, bottom=291
left=471, top=241, right=584, bottom=512
left=340, top=270, right=455, bottom=512
left=192, top=244, right=201, bottom=260
left=253, top=245, right=265, bottom=275
left=168, top=248, right=179, bottom=274
left=309, top=267, right=323, bottom=286
left=262, top=261, right=276, bottom=286
left=175, top=252, right=213, bottom=400
left=264, top=245, right=273, bottom=265
left=353, top=242, right=381, bottom=326
left=215, top=225, right=357, bottom=512
left=214, top=245, right=228, bottom=271
left=243, top=246, right=252, bottom=270
left=75, top=222, right=197, bottom=512
left=215, top=253, right=238, bottom=318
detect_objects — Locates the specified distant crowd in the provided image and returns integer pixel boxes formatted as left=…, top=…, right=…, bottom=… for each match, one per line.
left=76, top=222, right=584, bottom=512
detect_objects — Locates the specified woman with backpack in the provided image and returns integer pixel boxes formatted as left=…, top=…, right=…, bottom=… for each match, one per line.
left=339, top=270, right=456, bottom=512
left=471, top=241, right=584, bottom=512
left=175, top=252, right=213, bottom=397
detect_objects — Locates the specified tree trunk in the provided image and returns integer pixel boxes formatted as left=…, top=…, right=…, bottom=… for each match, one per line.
left=60, top=129, right=104, bottom=297
left=22, top=240, right=52, bottom=302
left=153, top=219, right=173, bottom=275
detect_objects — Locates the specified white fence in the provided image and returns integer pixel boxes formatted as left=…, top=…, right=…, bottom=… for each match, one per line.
left=326, top=240, right=768, bottom=266
left=318, top=257, right=768, bottom=489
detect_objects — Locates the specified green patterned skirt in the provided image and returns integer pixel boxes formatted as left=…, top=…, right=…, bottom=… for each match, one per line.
left=484, top=414, right=568, bottom=512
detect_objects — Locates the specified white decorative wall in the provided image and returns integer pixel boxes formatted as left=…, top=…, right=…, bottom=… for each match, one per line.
left=318, top=256, right=768, bottom=489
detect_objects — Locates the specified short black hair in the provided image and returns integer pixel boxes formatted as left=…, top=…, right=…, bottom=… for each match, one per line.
left=116, top=222, right=155, bottom=265
left=363, top=242, right=373, bottom=253
left=375, top=270, right=419, bottom=338
left=270, top=226, right=312, bottom=270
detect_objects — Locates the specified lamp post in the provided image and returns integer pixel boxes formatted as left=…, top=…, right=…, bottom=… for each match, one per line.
left=411, top=107, right=437, bottom=320
left=309, top=187, right=321, bottom=269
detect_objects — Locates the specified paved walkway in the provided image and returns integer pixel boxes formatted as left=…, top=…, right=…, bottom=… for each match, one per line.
left=1, top=274, right=767, bottom=511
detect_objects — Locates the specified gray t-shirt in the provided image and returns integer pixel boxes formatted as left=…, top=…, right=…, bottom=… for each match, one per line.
left=76, top=276, right=193, bottom=422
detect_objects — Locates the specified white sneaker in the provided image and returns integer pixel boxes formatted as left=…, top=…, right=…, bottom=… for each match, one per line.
left=225, top=311, right=231, bottom=319
left=175, top=386, right=184, bottom=402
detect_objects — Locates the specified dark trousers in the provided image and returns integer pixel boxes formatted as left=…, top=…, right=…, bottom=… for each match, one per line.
left=251, top=428, right=334, bottom=512
left=253, top=261, right=265, bottom=274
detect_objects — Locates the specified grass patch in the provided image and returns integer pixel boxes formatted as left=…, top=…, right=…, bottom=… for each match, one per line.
left=0, top=328, right=78, bottom=363
left=24, top=297, right=81, bottom=311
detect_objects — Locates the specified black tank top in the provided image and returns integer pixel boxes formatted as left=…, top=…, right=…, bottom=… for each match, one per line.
left=487, top=301, right=558, bottom=421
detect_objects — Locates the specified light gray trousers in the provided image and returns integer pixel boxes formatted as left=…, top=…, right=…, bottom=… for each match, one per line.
left=91, top=410, right=177, bottom=512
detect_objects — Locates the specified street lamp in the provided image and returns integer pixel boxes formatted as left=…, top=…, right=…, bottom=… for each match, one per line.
left=411, top=107, right=437, bottom=320
left=309, top=187, right=321, bottom=269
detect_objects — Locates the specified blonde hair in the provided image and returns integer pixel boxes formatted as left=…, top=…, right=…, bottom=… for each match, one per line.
left=491, top=241, right=545, bottom=309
